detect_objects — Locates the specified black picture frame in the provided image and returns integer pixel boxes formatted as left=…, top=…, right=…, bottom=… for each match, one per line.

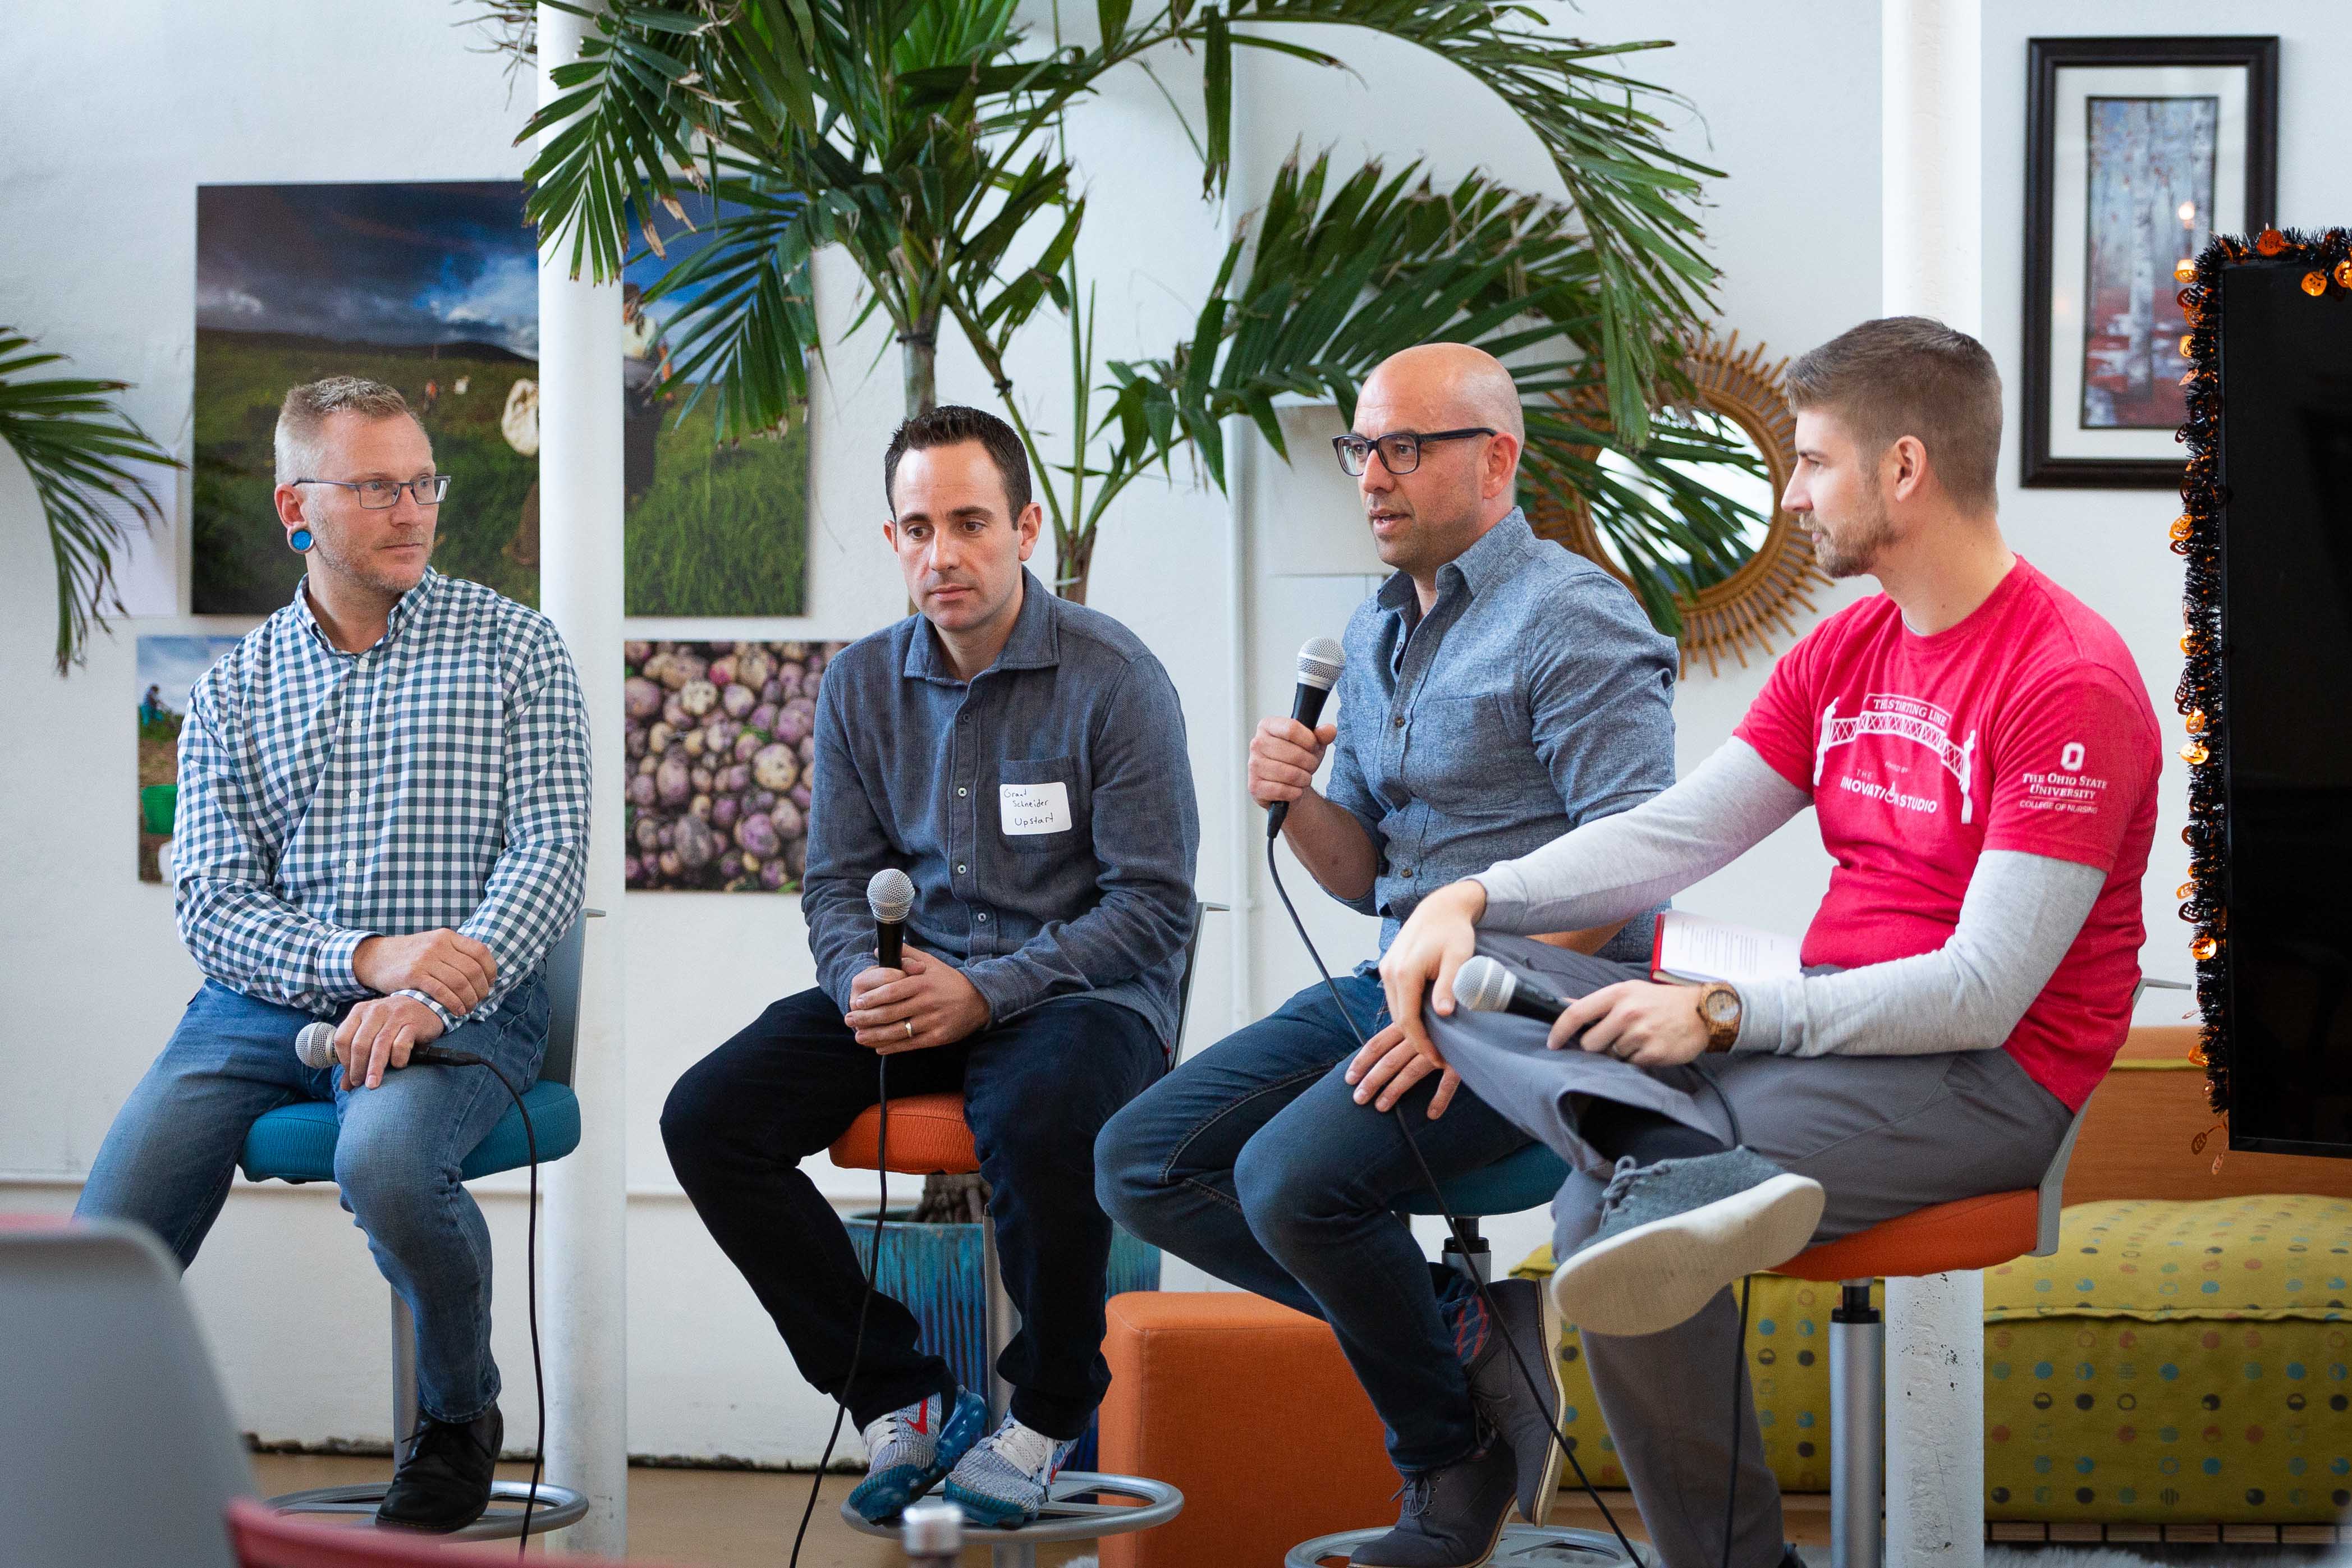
left=2021, top=35, right=2278, bottom=488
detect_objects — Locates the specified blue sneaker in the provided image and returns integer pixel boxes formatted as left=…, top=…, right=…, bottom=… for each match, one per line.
left=942, top=1414, right=1078, bottom=1527
left=1550, top=1150, right=1823, bottom=1340
left=846, top=1388, right=989, bottom=1523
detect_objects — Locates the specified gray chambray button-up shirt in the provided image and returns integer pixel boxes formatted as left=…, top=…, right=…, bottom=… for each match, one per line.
left=1323, top=508, right=1678, bottom=964
left=803, top=570, right=1200, bottom=1048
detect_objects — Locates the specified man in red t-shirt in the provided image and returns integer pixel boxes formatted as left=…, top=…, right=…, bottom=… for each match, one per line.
left=1370, top=317, right=2160, bottom=1568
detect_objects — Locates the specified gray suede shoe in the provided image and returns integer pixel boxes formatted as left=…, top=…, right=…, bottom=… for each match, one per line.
left=1346, top=1437, right=1517, bottom=1568
left=1457, top=1278, right=1562, bottom=1525
left=1549, top=1150, right=1824, bottom=1339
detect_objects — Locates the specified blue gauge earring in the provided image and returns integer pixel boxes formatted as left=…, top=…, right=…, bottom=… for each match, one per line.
left=290, top=528, right=314, bottom=552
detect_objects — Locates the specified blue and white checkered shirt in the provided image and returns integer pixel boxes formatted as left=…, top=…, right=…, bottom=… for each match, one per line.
left=173, top=567, right=590, bottom=1029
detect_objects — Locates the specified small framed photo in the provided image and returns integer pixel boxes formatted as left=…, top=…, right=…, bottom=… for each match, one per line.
left=2021, top=35, right=2277, bottom=488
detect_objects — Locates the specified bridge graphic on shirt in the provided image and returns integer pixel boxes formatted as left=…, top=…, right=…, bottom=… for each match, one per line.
left=1813, top=696, right=1979, bottom=823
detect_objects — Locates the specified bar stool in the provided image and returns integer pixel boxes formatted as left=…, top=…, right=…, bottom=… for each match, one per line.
left=829, top=902, right=1219, bottom=1566
left=1287, top=1140, right=1636, bottom=1568
left=829, top=1092, right=1183, bottom=1568
left=235, top=912, right=598, bottom=1541
left=1780, top=1104, right=2089, bottom=1568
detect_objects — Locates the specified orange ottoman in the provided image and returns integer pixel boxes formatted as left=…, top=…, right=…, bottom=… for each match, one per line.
left=1098, top=1291, right=1400, bottom=1568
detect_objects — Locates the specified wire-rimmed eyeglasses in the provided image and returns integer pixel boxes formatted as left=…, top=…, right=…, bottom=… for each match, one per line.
left=1330, top=428, right=1497, bottom=477
left=292, top=475, right=451, bottom=510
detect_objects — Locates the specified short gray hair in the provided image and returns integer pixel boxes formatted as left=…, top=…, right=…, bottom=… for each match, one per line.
left=273, top=376, right=424, bottom=485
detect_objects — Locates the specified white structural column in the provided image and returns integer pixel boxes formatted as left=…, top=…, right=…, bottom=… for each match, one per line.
left=535, top=2, right=631, bottom=1551
left=1882, top=2, right=1984, bottom=1565
left=1882, top=0, right=1982, bottom=328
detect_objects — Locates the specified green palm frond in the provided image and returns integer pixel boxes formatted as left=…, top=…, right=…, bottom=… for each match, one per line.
left=0, top=330, right=180, bottom=673
left=487, top=1, right=1745, bottom=613
left=1095, top=154, right=1757, bottom=634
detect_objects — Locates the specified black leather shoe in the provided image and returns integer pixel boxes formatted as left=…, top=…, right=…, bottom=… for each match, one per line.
left=1459, top=1278, right=1562, bottom=1524
left=377, top=1404, right=502, bottom=1532
left=1347, top=1436, right=1517, bottom=1568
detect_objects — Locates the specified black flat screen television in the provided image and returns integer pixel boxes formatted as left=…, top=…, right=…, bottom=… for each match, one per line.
left=2220, top=261, right=2352, bottom=1155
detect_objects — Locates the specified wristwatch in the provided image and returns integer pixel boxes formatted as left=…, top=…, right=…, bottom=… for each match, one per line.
left=1697, top=982, right=1743, bottom=1053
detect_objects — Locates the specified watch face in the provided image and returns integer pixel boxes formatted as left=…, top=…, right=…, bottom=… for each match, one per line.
left=1702, top=988, right=1739, bottom=1024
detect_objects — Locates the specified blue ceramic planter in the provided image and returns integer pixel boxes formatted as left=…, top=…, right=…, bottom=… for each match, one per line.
left=848, top=1212, right=1159, bottom=1469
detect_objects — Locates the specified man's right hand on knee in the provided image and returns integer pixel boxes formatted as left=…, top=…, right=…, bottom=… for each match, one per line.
left=354, top=928, right=498, bottom=1017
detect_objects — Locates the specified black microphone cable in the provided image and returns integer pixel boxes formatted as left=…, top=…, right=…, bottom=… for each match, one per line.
left=788, top=1052, right=890, bottom=1568
left=372, top=1042, right=547, bottom=1560
left=1263, top=841, right=1643, bottom=1564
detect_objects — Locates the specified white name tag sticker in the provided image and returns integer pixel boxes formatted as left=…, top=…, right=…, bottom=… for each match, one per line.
left=999, top=781, right=1073, bottom=836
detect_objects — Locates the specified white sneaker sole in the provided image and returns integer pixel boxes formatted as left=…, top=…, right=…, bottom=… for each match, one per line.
left=1548, top=1174, right=1826, bottom=1339
left=1526, top=1282, right=1565, bottom=1524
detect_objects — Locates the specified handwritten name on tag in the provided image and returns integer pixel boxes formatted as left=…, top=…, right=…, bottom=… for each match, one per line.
left=1000, top=781, right=1073, bottom=836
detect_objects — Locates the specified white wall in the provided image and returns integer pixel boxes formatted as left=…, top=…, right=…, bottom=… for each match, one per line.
left=5, top=0, right=2341, bottom=1462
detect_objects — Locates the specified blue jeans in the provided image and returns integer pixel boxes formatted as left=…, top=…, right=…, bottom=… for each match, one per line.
left=1095, top=975, right=1534, bottom=1471
left=76, top=977, right=549, bottom=1424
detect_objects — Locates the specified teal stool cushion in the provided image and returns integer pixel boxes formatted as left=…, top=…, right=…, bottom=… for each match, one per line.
left=1396, top=1140, right=1569, bottom=1217
left=237, top=1081, right=581, bottom=1184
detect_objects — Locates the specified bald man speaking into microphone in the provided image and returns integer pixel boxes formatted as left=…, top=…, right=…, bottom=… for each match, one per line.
left=1097, top=344, right=1677, bottom=1567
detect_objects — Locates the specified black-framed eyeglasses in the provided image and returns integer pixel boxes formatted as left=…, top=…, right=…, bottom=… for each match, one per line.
left=1330, top=427, right=1497, bottom=476
left=293, top=475, right=451, bottom=510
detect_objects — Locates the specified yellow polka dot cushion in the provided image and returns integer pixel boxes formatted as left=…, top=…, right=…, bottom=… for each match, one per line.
left=1513, top=1194, right=2352, bottom=1523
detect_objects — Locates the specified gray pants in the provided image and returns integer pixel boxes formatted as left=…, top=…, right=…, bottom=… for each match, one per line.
left=1429, top=934, right=2075, bottom=1568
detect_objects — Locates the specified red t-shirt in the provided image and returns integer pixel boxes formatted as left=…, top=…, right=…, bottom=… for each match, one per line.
left=1733, top=558, right=2161, bottom=1110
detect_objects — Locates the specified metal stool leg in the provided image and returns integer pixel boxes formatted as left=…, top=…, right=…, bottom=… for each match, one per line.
left=391, top=1288, right=419, bottom=1466
left=1439, top=1217, right=1490, bottom=1285
left=1830, top=1279, right=1883, bottom=1568
left=982, top=1208, right=1018, bottom=1424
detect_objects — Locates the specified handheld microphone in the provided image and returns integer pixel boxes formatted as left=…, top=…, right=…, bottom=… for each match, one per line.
left=1268, top=636, right=1346, bottom=838
left=294, top=1021, right=486, bottom=1071
left=867, top=868, right=916, bottom=971
left=1453, top=955, right=1572, bottom=1027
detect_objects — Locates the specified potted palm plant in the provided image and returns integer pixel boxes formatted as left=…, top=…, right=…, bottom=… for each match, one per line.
left=481, top=0, right=1761, bottom=620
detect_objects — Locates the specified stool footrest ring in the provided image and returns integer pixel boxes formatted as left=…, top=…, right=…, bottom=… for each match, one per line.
left=266, top=1478, right=590, bottom=1541
left=838, top=1470, right=1182, bottom=1545
left=1287, top=1523, right=1639, bottom=1567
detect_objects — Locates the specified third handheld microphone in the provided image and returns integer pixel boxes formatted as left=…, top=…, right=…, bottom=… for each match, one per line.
left=1452, top=955, right=1572, bottom=1026
left=1268, top=636, right=1345, bottom=838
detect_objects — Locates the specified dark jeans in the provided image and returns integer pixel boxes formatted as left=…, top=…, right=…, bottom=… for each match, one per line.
left=662, top=987, right=1164, bottom=1439
left=1094, top=975, right=1534, bottom=1471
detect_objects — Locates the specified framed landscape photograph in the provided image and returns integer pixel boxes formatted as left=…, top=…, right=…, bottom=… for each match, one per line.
left=193, top=182, right=542, bottom=613
left=2021, top=36, right=2277, bottom=488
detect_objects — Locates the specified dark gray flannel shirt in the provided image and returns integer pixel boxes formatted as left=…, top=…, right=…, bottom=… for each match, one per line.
left=803, top=571, right=1200, bottom=1047
left=1324, top=508, right=1679, bottom=964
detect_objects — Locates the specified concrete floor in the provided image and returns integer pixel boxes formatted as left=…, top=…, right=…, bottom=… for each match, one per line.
left=252, top=1454, right=1116, bottom=1565
left=250, top=1454, right=1840, bottom=1563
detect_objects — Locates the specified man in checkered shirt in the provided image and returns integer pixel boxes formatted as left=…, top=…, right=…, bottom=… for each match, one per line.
left=77, top=377, right=589, bottom=1533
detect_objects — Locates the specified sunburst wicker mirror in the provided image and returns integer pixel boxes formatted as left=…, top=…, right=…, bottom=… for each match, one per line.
left=1528, top=331, right=1827, bottom=677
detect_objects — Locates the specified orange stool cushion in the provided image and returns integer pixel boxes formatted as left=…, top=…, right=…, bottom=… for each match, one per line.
left=828, top=1093, right=980, bottom=1176
left=1098, top=1291, right=1399, bottom=1568
left=1777, top=1189, right=2039, bottom=1282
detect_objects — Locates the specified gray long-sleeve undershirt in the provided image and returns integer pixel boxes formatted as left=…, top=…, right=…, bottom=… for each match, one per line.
left=1470, top=739, right=2107, bottom=1057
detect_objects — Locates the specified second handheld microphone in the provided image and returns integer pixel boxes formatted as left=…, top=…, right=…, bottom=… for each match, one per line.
left=868, top=867, right=916, bottom=971
left=294, top=1021, right=485, bottom=1071
left=1452, top=955, right=1573, bottom=1026
left=1268, top=636, right=1346, bottom=838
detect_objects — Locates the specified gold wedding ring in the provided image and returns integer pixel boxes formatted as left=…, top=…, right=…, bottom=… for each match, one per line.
left=904, top=1020, right=915, bottom=1040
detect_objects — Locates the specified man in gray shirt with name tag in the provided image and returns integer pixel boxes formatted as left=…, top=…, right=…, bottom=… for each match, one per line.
left=1098, top=344, right=1677, bottom=1567
left=662, top=405, right=1198, bottom=1529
